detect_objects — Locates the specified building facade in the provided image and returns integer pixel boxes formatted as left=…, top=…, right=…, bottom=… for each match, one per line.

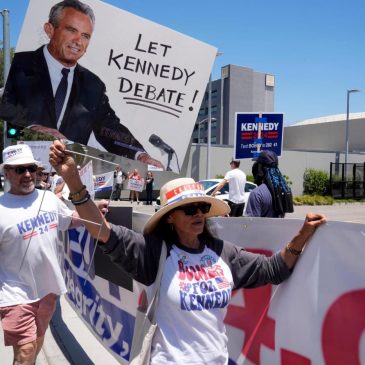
left=192, top=64, right=275, bottom=145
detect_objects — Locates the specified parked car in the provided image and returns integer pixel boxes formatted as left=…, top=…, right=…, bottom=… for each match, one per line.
left=156, top=179, right=257, bottom=215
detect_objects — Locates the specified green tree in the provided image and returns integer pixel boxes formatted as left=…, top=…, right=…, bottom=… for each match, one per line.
left=0, top=47, right=15, bottom=87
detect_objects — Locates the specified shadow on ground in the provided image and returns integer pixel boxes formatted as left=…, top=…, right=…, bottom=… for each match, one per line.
left=50, top=301, right=94, bottom=365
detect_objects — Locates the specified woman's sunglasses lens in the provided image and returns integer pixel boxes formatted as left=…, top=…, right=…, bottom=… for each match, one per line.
left=182, top=203, right=211, bottom=215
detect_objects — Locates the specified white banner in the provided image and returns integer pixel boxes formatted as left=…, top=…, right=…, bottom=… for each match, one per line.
left=94, top=171, right=114, bottom=193
left=61, top=217, right=365, bottom=364
left=79, top=161, right=95, bottom=199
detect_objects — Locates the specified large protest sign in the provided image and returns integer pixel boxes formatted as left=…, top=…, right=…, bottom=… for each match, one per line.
left=61, top=215, right=365, bottom=364
left=3, top=0, right=216, bottom=173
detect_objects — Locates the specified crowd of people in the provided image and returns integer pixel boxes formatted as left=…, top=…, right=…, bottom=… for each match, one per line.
left=0, top=134, right=308, bottom=364
left=0, top=139, right=327, bottom=364
left=48, top=140, right=326, bottom=364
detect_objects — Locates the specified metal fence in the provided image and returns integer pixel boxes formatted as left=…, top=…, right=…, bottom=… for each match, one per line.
left=330, top=162, right=365, bottom=199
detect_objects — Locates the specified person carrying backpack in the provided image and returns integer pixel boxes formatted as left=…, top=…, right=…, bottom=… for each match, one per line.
left=246, top=150, right=294, bottom=218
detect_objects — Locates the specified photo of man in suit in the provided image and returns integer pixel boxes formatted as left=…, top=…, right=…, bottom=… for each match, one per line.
left=0, top=0, right=164, bottom=169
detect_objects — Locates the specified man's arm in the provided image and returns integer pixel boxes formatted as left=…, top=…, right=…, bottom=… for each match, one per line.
left=211, top=179, right=227, bottom=197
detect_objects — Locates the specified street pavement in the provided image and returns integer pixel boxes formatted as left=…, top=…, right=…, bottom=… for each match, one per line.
left=0, top=200, right=364, bottom=364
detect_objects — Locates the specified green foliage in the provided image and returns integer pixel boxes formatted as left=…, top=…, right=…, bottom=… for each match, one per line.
left=0, top=47, right=15, bottom=87
left=293, top=195, right=334, bottom=205
left=215, top=174, right=224, bottom=179
left=303, top=168, right=330, bottom=195
left=246, top=174, right=254, bottom=183
left=283, top=174, right=292, bottom=187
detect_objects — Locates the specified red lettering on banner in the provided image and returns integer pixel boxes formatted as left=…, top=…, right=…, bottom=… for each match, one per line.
left=322, top=289, right=365, bottom=365
left=225, top=286, right=275, bottom=364
left=225, top=248, right=274, bottom=364
left=281, top=349, right=311, bottom=365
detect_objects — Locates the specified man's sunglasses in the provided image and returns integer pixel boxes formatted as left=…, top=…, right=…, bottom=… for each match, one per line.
left=175, top=202, right=212, bottom=216
left=7, top=165, right=38, bottom=174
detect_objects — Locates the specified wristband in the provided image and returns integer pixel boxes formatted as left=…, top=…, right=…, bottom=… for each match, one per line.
left=68, top=185, right=86, bottom=201
left=72, top=192, right=91, bottom=206
left=285, top=244, right=303, bottom=256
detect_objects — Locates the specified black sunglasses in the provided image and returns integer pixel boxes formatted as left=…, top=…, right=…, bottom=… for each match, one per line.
left=7, top=165, right=38, bottom=174
left=175, top=202, right=212, bottom=216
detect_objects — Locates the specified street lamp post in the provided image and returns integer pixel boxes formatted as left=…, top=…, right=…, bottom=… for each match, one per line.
left=345, top=89, right=360, bottom=165
left=197, top=117, right=216, bottom=143
left=1, top=9, right=11, bottom=149
left=206, top=51, right=223, bottom=179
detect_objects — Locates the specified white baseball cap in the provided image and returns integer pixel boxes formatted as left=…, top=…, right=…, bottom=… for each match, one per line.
left=0, top=144, right=40, bottom=173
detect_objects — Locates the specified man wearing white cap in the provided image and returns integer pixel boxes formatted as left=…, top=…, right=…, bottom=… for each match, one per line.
left=0, top=144, right=79, bottom=364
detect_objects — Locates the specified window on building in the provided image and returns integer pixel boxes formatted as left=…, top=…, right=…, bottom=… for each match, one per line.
left=211, top=105, right=217, bottom=114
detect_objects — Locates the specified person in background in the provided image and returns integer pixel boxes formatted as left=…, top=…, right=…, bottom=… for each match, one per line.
left=0, top=144, right=81, bottom=365
left=41, top=171, right=51, bottom=190
left=112, top=165, right=124, bottom=201
left=211, top=159, right=246, bottom=217
left=246, top=150, right=293, bottom=218
left=49, top=139, right=327, bottom=365
left=145, top=171, right=154, bottom=205
left=35, top=166, right=48, bottom=190
left=128, top=169, right=142, bottom=204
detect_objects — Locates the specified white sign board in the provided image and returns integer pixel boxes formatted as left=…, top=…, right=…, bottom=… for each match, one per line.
left=13, top=0, right=217, bottom=173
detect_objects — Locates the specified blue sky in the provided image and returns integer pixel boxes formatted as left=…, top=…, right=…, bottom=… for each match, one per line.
left=1, top=0, right=364, bottom=125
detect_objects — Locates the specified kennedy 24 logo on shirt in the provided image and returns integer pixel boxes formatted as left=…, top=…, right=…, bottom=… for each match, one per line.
left=17, top=211, right=58, bottom=239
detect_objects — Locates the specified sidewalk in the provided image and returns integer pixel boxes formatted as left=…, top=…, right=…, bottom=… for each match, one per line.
left=0, top=295, right=120, bottom=365
left=0, top=201, right=363, bottom=364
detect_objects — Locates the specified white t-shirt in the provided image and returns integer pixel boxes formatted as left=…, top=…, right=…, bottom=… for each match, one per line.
left=150, top=244, right=233, bottom=365
left=0, top=189, right=73, bottom=307
left=224, top=168, right=246, bottom=204
left=115, top=171, right=124, bottom=184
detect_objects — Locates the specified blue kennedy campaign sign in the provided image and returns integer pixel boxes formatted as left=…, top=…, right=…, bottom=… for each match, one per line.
left=234, top=113, right=283, bottom=159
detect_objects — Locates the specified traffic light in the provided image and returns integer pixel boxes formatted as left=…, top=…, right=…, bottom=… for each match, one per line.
left=6, top=124, right=21, bottom=139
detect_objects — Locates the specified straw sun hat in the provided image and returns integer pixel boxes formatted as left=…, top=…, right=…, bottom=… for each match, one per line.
left=143, top=177, right=230, bottom=234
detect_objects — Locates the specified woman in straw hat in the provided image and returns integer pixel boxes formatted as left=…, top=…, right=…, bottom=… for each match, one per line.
left=49, top=140, right=326, bottom=364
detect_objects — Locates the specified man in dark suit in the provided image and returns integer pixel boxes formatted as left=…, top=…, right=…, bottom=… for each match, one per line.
left=0, top=0, right=163, bottom=168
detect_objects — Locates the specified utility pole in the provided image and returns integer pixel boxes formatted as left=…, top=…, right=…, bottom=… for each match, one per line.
left=1, top=9, right=11, bottom=148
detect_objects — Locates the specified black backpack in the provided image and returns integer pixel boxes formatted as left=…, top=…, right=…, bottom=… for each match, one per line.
left=264, top=167, right=294, bottom=217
